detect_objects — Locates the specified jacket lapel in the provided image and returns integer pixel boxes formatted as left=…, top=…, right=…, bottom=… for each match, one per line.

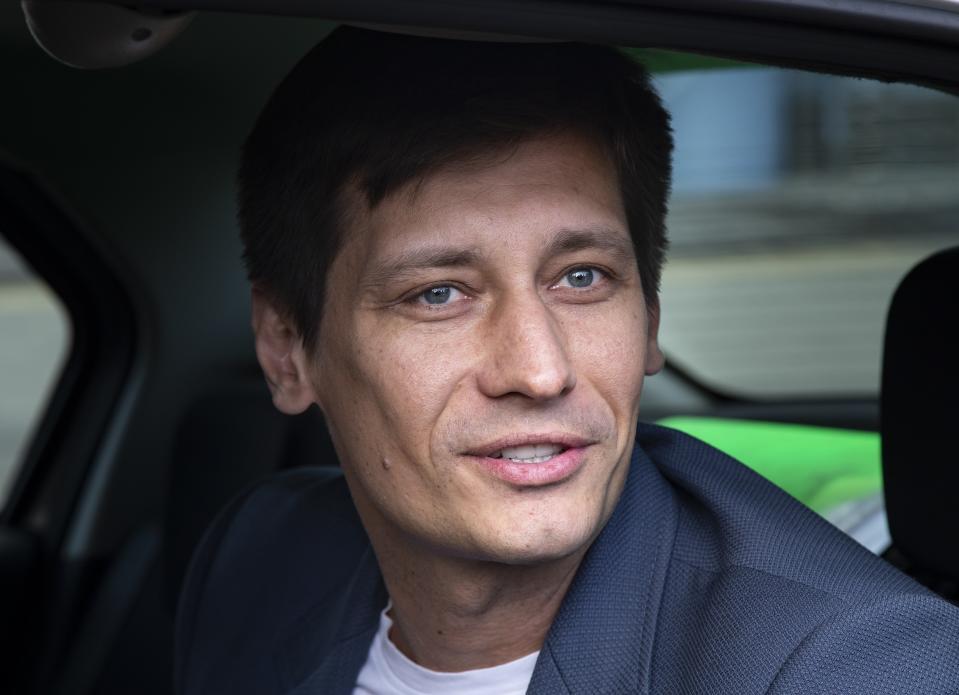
left=528, top=438, right=678, bottom=694
left=278, top=544, right=388, bottom=695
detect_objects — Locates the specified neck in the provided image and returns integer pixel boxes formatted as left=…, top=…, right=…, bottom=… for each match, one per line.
left=370, top=528, right=585, bottom=672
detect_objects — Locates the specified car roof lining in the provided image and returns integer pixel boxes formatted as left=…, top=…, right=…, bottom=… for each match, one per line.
left=92, top=0, right=959, bottom=42
left=36, top=1, right=959, bottom=94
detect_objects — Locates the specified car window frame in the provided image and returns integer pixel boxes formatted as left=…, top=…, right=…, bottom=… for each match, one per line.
left=0, top=159, right=138, bottom=545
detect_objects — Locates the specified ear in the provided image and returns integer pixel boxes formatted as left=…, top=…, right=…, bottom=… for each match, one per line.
left=644, top=299, right=666, bottom=376
left=251, top=288, right=319, bottom=414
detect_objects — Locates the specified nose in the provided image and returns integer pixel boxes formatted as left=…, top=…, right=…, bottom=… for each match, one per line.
left=477, top=292, right=576, bottom=401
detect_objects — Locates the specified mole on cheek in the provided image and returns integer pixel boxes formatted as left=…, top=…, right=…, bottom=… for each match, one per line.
left=382, top=458, right=392, bottom=471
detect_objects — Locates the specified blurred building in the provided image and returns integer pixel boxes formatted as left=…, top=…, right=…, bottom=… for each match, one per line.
left=654, top=67, right=959, bottom=397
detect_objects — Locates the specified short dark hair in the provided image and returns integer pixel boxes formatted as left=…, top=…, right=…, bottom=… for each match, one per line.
left=239, top=26, right=673, bottom=352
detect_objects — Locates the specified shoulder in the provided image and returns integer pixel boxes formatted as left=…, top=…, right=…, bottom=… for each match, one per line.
left=635, top=421, right=919, bottom=601
left=634, top=423, right=959, bottom=691
left=768, top=593, right=959, bottom=694
left=174, top=467, right=368, bottom=694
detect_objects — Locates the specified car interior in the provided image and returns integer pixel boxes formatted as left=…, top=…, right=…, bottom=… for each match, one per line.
left=0, top=1, right=957, bottom=693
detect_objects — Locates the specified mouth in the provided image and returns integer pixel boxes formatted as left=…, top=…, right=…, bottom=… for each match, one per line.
left=488, top=443, right=568, bottom=464
left=465, top=434, right=593, bottom=486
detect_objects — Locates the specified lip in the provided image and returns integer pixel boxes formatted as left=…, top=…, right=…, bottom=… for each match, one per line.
left=467, top=433, right=592, bottom=458
left=464, top=433, right=593, bottom=487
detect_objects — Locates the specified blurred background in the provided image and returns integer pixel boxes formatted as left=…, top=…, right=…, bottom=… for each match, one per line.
left=652, top=62, right=959, bottom=397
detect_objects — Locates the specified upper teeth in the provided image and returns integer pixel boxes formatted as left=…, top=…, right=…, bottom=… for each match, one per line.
left=491, top=444, right=564, bottom=462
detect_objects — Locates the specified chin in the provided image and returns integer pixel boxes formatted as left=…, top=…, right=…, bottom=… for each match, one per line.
left=473, top=510, right=602, bottom=566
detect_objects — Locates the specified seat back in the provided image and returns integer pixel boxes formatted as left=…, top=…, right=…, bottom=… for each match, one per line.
left=163, top=377, right=337, bottom=613
left=57, top=375, right=339, bottom=695
left=881, top=246, right=959, bottom=593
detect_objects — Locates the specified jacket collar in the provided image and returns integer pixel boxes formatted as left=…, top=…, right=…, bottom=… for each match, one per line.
left=282, top=432, right=677, bottom=695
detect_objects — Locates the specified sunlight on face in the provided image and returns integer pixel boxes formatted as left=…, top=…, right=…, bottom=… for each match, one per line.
left=315, top=133, right=663, bottom=564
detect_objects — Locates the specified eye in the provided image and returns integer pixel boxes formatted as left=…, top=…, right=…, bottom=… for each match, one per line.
left=557, top=267, right=602, bottom=289
left=415, top=285, right=463, bottom=306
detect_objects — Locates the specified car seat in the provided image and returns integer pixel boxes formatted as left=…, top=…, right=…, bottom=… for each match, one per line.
left=52, top=374, right=340, bottom=695
left=881, top=246, right=959, bottom=601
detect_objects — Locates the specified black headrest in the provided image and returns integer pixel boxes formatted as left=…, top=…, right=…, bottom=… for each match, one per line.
left=881, top=246, right=959, bottom=579
left=163, top=378, right=338, bottom=612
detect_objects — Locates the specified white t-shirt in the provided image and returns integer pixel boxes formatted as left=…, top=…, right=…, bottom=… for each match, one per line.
left=353, top=605, right=539, bottom=695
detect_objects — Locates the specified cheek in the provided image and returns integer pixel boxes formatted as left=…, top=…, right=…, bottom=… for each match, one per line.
left=346, top=320, right=474, bottom=456
left=329, top=320, right=485, bottom=537
left=564, top=300, right=648, bottom=407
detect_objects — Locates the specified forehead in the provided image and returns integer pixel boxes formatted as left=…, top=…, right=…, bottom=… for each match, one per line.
left=346, top=134, right=629, bottom=264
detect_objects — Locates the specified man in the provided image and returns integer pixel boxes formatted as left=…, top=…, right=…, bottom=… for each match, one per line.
left=176, top=26, right=959, bottom=694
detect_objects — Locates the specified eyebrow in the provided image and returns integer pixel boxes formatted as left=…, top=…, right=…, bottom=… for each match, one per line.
left=361, top=246, right=482, bottom=290
left=546, top=227, right=635, bottom=264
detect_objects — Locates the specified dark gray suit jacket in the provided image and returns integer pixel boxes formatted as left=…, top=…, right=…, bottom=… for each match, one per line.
left=176, top=423, right=959, bottom=694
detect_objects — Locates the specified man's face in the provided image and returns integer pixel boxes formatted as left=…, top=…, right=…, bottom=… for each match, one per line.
left=313, top=133, right=663, bottom=564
